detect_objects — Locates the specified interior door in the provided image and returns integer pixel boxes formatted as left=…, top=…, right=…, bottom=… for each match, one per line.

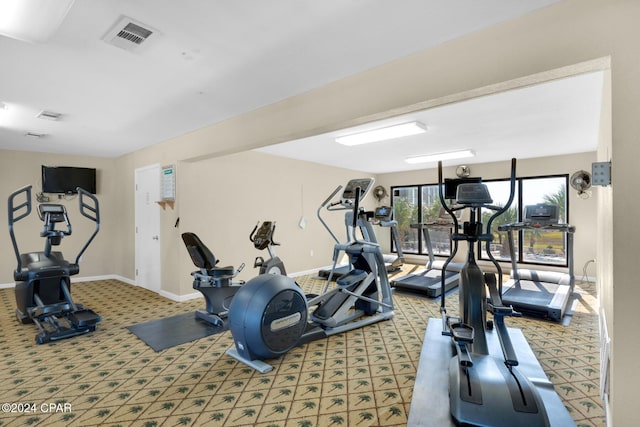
left=135, top=164, right=161, bottom=293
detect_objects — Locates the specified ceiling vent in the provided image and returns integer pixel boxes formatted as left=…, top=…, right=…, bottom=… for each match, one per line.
left=103, top=16, right=157, bottom=52
left=37, top=110, right=62, bottom=121
left=25, top=132, right=46, bottom=138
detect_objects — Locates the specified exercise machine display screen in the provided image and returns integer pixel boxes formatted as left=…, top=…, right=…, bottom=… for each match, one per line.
left=342, top=178, right=374, bottom=201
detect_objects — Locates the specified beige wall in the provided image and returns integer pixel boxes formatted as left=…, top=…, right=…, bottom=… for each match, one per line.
left=176, top=151, right=374, bottom=294
left=111, top=1, right=632, bottom=422
left=376, top=153, right=598, bottom=275
left=110, top=1, right=635, bottom=423
left=0, top=150, right=116, bottom=284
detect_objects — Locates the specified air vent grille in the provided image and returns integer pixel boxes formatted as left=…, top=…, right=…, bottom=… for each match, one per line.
left=103, top=16, right=157, bottom=52
left=37, top=110, right=62, bottom=121
left=25, top=132, right=46, bottom=138
left=116, top=23, right=153, bottom=45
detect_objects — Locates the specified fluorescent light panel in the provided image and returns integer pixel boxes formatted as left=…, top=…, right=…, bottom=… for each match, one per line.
left=336, top=121, right=426, bottom=146
left=0, top=0, right=75, bottom=43
left=405, top=149, right=475, bottom=164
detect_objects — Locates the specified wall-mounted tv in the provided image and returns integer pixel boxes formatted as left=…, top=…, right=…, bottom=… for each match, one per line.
left=41, top=165, right=97, bottom=194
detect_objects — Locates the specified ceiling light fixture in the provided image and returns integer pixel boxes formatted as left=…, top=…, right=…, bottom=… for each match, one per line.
left=0, top=0, right=76, bottom=43
left=336, top=121, right=426, bottom=146
left=405, top=149, right=475, bottom=164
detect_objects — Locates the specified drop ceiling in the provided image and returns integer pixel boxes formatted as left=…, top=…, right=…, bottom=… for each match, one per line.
left=0, top=0, right=596, bottom=174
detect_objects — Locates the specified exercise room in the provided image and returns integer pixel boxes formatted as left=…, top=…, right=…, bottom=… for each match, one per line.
left=0, top=1, right=634, bottom=426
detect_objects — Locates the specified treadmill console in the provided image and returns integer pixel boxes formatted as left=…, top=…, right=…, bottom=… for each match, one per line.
left=374, top=206, right=393, bottom=221
left=524, top=203, right=559, bottom=226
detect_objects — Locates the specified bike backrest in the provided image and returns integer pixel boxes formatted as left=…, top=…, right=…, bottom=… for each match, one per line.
left=181, top=232, right=218, bottom=270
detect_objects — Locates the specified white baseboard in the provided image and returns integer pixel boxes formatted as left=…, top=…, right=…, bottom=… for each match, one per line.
left=159, top=290, right=202, bottom=302
left=0, top=274, right=136, bottom=289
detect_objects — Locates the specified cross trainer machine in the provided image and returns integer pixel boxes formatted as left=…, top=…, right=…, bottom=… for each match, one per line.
left=8, top=185, right=101, bottom=344
left=181, top=232, right=245, bottom=326
left=317, top=180, right=400, bottom=280
left=249, top=221, right=286, bottom=275
left=391, top=209, right=462, bottom=297
left=225, top=179, right=395, bottom=373
left=498, top=204, right=575, bottom=321
left=406, top=159, right=574, bottom=426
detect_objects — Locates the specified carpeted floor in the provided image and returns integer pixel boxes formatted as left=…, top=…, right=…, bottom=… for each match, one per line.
left=0, top=272, right=604, bottom=426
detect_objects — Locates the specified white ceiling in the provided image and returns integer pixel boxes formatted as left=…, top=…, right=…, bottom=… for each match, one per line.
left=0, top=0, right=565, bottom=161
left=257, top=70, right=604, bottom=173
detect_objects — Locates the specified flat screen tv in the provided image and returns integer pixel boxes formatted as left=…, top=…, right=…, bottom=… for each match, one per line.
left=41, top=165, right=97, bottom=194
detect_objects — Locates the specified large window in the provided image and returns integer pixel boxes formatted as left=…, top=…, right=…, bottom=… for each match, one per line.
left=482, top=175, right=569, bottom=266
left=391, top=174, right=569, bottom=267
left=391, top=184, right=452, bottom=257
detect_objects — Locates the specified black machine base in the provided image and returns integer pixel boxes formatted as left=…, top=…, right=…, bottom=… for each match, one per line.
left=407, top=318, right=575, bottom=427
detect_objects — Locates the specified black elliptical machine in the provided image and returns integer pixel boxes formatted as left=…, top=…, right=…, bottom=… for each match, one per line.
left=181, top=232, right=245, bottom=326
left=8, top=185, right=101, bottom=344
left=435, top=159, right=574, bottom=426
left=250, top=221, right=286, bottom=275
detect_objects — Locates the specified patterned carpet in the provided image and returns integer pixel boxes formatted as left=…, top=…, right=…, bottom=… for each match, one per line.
left=0, top=272, right=604, bottom=426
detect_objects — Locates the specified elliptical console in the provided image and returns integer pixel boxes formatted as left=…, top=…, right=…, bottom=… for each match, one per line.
left=250, top=221, right=287, bottom=275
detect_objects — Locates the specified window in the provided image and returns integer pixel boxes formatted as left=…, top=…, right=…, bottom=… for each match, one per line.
left=391, top=184, right=453, bottom=257
left=392, top=174, right=569, bottom=267
left=481, top=175, right=569, bottom=266
left=391, top=186, right=419, bottom=254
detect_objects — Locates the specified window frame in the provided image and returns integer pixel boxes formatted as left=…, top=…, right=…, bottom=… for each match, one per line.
left=391, top=173, right=570, bottom=268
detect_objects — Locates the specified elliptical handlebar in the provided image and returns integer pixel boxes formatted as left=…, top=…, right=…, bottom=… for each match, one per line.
left=74, top=187, right=101, bottom=265
left=438, top=163, right=460, bottom=312
left=483, top=158, right=517, bottom=294
left=317, top=185, right=343, bottom=244
left=8, top=185, right=32, bottom=273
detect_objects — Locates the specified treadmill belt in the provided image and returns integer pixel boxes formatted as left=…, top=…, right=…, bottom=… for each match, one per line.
left=396, top=269, right=455, bottom=286
left=503, top=280, right=561, bottom=305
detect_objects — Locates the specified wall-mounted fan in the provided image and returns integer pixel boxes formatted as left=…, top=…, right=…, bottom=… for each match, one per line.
left=570, top=170, right=592, bottom=199
left=373, top=185, right=388, bottom=202
left=456, top=165, right=471, bottom=178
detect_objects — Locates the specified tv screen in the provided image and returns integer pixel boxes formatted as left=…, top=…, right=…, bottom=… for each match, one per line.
left=42, top=166, right=97, bottom=194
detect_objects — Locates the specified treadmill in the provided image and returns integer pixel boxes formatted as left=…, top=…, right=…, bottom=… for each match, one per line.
left=498, top=203, right=575, bottom=321
left=371, top=206, right=404, bottom=273
left=391, top=210, right=462, bottom=297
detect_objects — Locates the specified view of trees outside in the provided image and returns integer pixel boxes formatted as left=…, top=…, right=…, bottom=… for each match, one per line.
left=392, top=175, right=569, bottom=266
left=392, top=187, right=419, bottom=253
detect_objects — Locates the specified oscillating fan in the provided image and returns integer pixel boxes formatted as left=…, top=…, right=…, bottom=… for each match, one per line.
left=570, top=170, right=592, bottom=199
left=373, top=185, right=388, bottom=202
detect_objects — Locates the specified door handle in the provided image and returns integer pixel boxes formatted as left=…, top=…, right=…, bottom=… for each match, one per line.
left=152, top=235, right=159, bottom=240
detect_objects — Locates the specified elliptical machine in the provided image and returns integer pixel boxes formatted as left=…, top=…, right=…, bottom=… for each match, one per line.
left=432, top=159, right=574, bottom=426
left=8, top=185, right=101, bottom=344
left=181, top=232, right=245, bottom=326
left=249, top=221, right=286, bottom=275
left=225, top=178, right=394, bottom=373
